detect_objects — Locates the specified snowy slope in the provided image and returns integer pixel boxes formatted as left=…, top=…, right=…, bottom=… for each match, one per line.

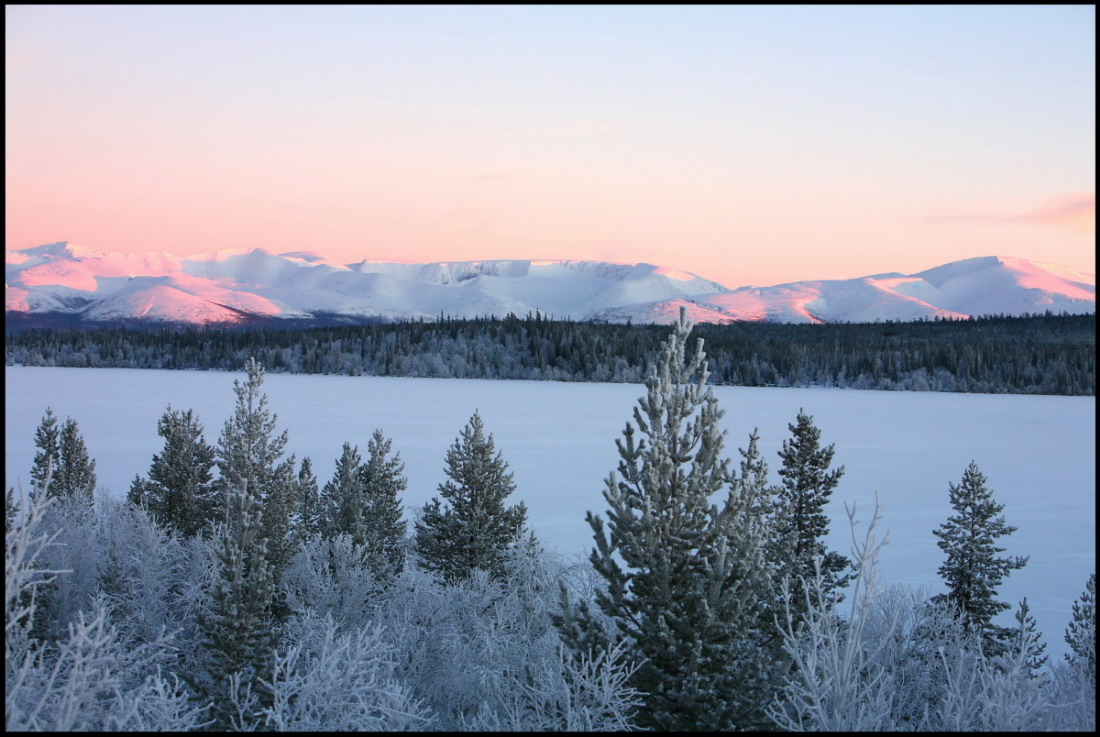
left=5, top=243, right=1095, bottom=326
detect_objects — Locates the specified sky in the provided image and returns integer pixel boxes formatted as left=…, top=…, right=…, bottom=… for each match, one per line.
left=5, top=5, right=1095, bottom=289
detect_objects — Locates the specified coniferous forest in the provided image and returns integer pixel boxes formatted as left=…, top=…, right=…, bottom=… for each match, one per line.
left=5, top=311, right=1095, bottom=395
left=5, top=310, right=1095, bottom=731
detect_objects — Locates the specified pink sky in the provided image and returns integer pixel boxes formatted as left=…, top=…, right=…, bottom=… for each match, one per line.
left=5, top=6, right=1094, bottom=289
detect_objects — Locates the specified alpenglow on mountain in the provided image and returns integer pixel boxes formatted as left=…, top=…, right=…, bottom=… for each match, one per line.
left=5, top=242, right=1095, bottom=328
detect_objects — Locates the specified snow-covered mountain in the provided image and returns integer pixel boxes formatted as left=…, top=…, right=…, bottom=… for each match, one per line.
left=5, top=243, right=1094, bottom=327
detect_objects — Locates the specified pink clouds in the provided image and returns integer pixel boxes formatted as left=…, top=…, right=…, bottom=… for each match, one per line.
left=929, top=193, right=1095, bottom=234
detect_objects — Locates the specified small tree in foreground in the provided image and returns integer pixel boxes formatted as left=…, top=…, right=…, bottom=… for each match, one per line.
left=770, top=408, right=850, bottom=627
left=932, top=461, right=1027, bottom=655
left=415, top=411, right=527, bottom=583
left=128, top=406, right=217, bottom=537
left=1064, top=573, right=1096, bottom=690
left=30, top=410, right=96, bottom=505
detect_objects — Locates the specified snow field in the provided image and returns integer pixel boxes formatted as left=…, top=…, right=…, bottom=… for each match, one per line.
left=5, top=365, right=1094, bottom=661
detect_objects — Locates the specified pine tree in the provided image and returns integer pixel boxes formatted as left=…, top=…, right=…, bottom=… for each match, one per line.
left=322, top=442, right=364, bottom=537
left=357, top=429, right=408, bottom=577
left=415, top=411, right=527, bottom=583
left=932, top=461, right=1027, bottom=655
left=1009, top=597, right=1048, bottom=678
left=127, top=406, right=217, bottom=537
left=295, top=456, right=323, bottom=538
left=57, top=418, right=97, bottom=503
left=771, top=409, right=850, bottom=625
left=1064, top=573, right=1096, bottom=690
left=29, top=408, right=60, bottom=496
left=33, top=415, right=97, bottom=504
left=564, top=307, right=773, bottom=730
left=194, top=482, right=280, bottom=730
left=215, top=358, right=299, bottom=578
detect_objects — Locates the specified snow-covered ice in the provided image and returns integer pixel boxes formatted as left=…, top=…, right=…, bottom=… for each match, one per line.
left=5, top=366, right=1094, bottom=660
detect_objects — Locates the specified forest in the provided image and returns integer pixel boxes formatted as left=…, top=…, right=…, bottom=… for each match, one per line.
left=5, top=311, right=1095, bottom=395
left=5, top=310, right=1096, bottom=731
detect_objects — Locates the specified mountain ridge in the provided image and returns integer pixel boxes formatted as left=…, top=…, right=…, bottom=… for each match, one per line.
left=5, top=243, right=1095, bottom=327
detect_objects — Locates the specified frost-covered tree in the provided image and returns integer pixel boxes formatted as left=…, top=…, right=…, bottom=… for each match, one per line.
left=30, top=410, right=96, bottom=504
left=29, top=408, right=60, bottom=496
left=771, top=408, right=850, bottom=625
left=1064, top=573, right=1096, bottom=690
left=215, top=358, right=298, bottom=577
left=295, top=456, right=323, bottom=539
left=1008, top=597, right=1048, bottom=678
left=415, top=411, right=527, bottom=583
left=565, top=307, right=773, bottom=730
left=356, top=429, right=408, bottom=578
left=261, top=613, right=431, bottom=731
left=376, top=540, right=640, bottom=731
left=932, top=461, right=1027, bottom=655
left=128, top=406, right=217, bottom=537
left=193, top=483, right=280, bottom=730
left=6, top=488, right=206, bottom=731
left=54, top=418, right=97, bottom=504
left=322, top=442, right=364, bottom=537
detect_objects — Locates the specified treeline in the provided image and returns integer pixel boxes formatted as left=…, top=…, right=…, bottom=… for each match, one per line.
left=5, top=311, right=1095, bottom=395
left=5, top=311, right=1096, bottom=731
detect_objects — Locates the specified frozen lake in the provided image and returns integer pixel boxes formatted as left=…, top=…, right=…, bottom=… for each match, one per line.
left=5, top=365, right=1094, bottom=661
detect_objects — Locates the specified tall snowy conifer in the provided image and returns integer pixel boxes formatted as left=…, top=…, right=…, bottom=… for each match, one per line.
left=566, top=307, right=773, bottom=730
left=932, top=461, right=1027, bottom=655
left=415, top=411, right=527, bottom=582
left=771, top=409, right=850, bottom=625
left=128, top=406, right=217, bottom=537
left=215, top=358, right=298, bottom=577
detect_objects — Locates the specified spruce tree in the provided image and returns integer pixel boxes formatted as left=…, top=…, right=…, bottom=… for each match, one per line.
left=415, top=411, right=527, bottom=582
left=194, top=482, right=279, bottom=729
left=128, top=406, right=217, bottom=537
left=932, top=461, right=1027, bottom=655
left=771, top=409, right=850, bottom=625
left=29, top=408, right=60, bottom=496
left=357, top=429, right=408, bottom=577
left=1064, top=573, right=1096, bottom=690
left=322, top=442, right=364, bottom=537
left=215, top=358, right=298, bottom=577
left=1009, top=597, right=1048, bottom=678
left=564, top=307, right=773, bottom=730
left=295, top=456, right=323, bottom=538
left=35, top=417, right=97, bottom=504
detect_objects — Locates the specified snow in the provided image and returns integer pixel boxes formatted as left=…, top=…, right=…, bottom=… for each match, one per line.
left=8, top=243, right=1093, bottom=326
left=4, top=366, right=1093, bottom=661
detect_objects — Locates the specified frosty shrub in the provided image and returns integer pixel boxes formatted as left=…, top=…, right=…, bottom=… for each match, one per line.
left=261, top=611, right=431, bottom=731
left=281, top=532, right=385, bottom=633
left=767, top=495, right=1097, bottom=732
left=768, top=498, right=898, bottom=731
left=6, top=488, right=206, bottom=731
left=376, top=538, right=640, bottom=730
